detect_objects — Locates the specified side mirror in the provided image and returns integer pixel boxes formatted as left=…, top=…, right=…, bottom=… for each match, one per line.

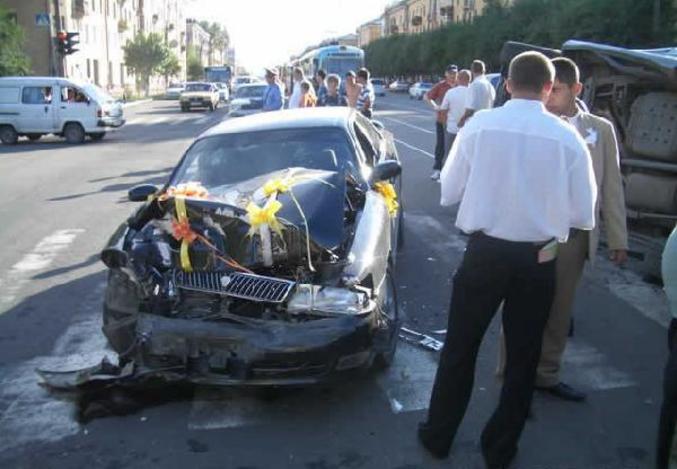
left=101, top=247, right=129, bottom=269
left=128, top=184, right=158, bottom=202
left=371, top=120, right=385, bottom=131
left=371, top=160, right=401, bottom=183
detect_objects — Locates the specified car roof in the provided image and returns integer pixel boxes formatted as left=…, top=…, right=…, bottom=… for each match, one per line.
left=0, top=76, right=86, bottom=86
left=236, top=83, right=267, bottom=88
left=200, top=107, right=356, bottom=139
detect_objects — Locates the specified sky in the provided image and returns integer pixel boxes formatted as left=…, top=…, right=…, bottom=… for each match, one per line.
left=189, top=0, right=390, bottom=74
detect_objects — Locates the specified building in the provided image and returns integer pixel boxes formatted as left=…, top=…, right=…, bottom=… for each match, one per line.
left=186, top=19, right=211, bottom=66
left=357, top=18, right=383, bottom=48
left=4, top=0, right=187, bottom=97
left=384, top=0, right=409, bottom=35
left=227, top=47, right=236, bottom=67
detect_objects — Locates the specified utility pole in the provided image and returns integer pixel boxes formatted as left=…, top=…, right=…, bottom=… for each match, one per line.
left=52, top=0, right=65, bottom=76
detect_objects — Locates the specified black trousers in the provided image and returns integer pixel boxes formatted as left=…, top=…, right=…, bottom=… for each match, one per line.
left=420, top=232, right=556, bottom=466
left=657, top=318, right=677, bottom=468
left=434, top=122, right=446, bottom=170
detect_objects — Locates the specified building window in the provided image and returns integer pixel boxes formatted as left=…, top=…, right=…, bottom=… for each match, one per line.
left=108, top=61, right=113, bottom=86
left=86, top=59, right=91, bottom=78
left=120, top=63, right=125, bottom=86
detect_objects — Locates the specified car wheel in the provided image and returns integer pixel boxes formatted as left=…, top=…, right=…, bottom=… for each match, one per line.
left=374, top=268, right=399, bottom=370
left=89, top=132, right=106, bottom=141
left=63, top=122, right=85, bottom=144
left=0, top=125, right=18, bottom=145
left=27, top=134, right=42, bottom=141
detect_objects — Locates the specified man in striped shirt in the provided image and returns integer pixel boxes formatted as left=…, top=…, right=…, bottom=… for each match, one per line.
left=356, top=68, right=375, bottom=118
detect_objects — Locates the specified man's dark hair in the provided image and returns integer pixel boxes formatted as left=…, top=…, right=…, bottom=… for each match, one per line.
left=471, top=60, right=485, bottom=75
left=551, top=57, right=580, bottom=87
left=301, top=81, right=310, bottom=91
left=508, top=51, right=555, bottom=94
left=357, top=68, right=370, bottom=80
left=317, top=69, right=327, bottom=79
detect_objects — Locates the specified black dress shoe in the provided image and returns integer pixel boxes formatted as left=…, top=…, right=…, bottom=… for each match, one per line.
left=417, top=423, right=450, bottom=459
left=536, top=382, right=587, bottom=402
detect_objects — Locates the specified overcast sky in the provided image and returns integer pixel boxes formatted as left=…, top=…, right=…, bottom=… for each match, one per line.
left=189, top=0, right=389, bottom=74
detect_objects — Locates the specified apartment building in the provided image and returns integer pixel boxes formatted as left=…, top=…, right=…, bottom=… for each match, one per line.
left=357, top=19, right=383, bottom=48
left=186, top=19, right=211, bottom=66
left=5, top=0, right=187, bottom=97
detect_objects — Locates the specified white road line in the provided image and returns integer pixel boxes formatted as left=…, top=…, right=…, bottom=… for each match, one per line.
left=0, top=229, right=85, bottom=311
left=561, top=340, right=636, bottom=391
left=384, top=117, right=434, bottom=134
left=377, top=341, right=437, bottom=413
left=394, top=138, right=435, bottom=159
left=0, top=283, right=110, bottom=453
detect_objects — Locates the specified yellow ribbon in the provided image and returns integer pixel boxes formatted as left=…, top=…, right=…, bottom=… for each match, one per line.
left=175, top=196, right=193, bottom=272
left=374, top=182, right=399, bottom=217
left=246, top=199, right=284, bottom=237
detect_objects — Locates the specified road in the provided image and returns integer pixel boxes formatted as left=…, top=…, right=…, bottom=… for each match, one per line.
left=0, top=94, right=669, bottom=469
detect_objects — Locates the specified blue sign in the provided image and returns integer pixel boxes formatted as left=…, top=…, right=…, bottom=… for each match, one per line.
left=35, top=13, right=50, bottom=27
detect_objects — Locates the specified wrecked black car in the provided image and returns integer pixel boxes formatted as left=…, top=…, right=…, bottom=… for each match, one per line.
left=79, top=108, right=403, bottom=387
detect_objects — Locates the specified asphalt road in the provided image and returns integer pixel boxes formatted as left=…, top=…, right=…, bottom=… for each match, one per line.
left=0, top=94, right=670, bottom=469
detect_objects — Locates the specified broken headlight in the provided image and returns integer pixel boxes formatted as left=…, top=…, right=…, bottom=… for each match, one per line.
left=287, top=285, right=373, bottom=316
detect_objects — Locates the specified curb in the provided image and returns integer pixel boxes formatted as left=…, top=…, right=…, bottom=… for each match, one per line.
left=122, top=99, right=153, bottom=108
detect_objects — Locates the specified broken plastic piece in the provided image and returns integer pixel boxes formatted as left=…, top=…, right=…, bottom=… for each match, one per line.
left=399, top=327, right=444, bottom=352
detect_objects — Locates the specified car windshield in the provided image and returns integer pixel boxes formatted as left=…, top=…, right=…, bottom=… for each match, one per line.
left=420, top=83, right=432, bottom=88
left=171, top=128, right=355, bottom=191
left=169, top=82, right=183, bottom=88
left=82, top=84, right=115, bottom=104
left=185, top=83, right=211, bottom=92
left=371, top=79, right=384, bottom=85
left=235, top=77, right=250, bottom=84
left=235, top=86, right=266, bottom=98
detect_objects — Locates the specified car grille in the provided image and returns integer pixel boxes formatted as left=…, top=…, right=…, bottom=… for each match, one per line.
left=173, top=270, right=295, bottom=303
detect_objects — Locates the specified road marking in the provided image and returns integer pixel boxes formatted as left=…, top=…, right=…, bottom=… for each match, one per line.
left=0, top=283, right=109, bottom=453
left=377, top=341, right=437, bottom=414
left=561, top=340, right=637, bottom=390
left=394, top=138, right=434, bottom=159
left=384, top=117, right=434, bottom=134
left=378, top=100, right=432, bottom=115
left=0, top=229, right=85, bottom=311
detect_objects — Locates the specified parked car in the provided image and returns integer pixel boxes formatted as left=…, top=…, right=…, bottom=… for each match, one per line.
left=44, top=107, right=404, bottom=389
left=228, top=83, right=268, bottom=117
left=388, top=80, right=410, bottom=93
left=232, top=76, right=261, bottom=94
left=180, top=82, right=220, bottom=112
left=215, top=82, right=230, bottom=103
left=165, top=81, right=185, bottom=100
left=409, top=82, right=433, bottom=100
left=486, top=73, right=501, bottom=91
left=0, top=76, right=124, bottom=144
left=371, top=78, right=387, bottom=97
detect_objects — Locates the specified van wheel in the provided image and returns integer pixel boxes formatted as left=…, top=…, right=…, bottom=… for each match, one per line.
left=89, top=132, right=106, bottom=141
left=63, top=123, right=85, bottom=144
left=208, top=103, right=214, bottom=112
left=27, top=134, right=42, bottom=141
left=0, top=126, right=18, bottom=145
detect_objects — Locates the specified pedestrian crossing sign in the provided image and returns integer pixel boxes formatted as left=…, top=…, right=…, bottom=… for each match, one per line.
left=35, top=14, right=50, bottom=27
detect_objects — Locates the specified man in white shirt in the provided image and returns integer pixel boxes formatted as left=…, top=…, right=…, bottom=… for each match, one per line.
left=418, top=52, right=597, bottom=469
left=439, top=69, right=470, bottom=160
left=458, top=59, right=496, bottom=128
left=288, top=67, right=305, bottom=109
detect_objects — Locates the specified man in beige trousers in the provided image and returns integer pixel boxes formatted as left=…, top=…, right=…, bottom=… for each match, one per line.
left=497, top=57, right=629, bottom=402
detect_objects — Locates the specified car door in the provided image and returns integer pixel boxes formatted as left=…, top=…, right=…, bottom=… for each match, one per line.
left=17, top=85, right=57, bottom=133
left=56, top=84, right=95, bottom=131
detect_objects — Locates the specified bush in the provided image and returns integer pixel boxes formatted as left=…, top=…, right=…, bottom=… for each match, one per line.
left=365, top=0, right=674, bottom=76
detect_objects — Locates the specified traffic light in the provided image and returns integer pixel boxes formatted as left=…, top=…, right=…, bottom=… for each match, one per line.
left=55, top=31, right=80, bottom=55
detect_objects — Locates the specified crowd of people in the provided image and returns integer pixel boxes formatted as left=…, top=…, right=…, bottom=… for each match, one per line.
left=261, top=65, right=375, bottom=117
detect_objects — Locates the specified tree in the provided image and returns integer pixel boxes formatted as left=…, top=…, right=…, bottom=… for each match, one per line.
left=186, top=45, right=203, bottom=81
left=199, top=21, right=229, bottom=65
left=160, top=52, right=181, bottom=85
left=0, top=6, right=31, bottom=76
left=123, top=32, right=169, bottom=96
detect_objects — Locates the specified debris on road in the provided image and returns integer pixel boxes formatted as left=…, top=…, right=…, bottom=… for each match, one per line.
left=399, top=327, right=444, bottom=351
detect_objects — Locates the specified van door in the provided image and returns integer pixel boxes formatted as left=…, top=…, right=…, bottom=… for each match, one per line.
left=17, top=85, right=57, bottom=133
left=56, top=84, right=94, bottom=131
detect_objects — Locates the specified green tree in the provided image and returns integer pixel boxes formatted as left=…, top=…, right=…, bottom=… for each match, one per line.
left=199, top=21, right=229, bottom=65
left=0, top=6, right=31, bottom=76
left=123, top=32, right=169, bottom=96
left=186, top=45, right=203, bottom=81
left=160, top=52, right=181, bottom=85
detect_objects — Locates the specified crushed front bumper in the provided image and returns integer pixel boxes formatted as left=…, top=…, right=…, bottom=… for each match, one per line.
left=130, top=313, right=377, bottom=385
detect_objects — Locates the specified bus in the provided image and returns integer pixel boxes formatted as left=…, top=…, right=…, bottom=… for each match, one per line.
left=292, top=45, right=365, bottom=79
left=204, top=66, right=233, bottom=88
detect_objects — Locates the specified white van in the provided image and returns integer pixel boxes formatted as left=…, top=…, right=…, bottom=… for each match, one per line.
left=0, top=77, right=125, bottom=145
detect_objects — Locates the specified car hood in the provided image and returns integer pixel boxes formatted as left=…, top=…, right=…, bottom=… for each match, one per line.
left=168, top=168, right=346, bottom=251
left=182, top=91, right=213, bottom=98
